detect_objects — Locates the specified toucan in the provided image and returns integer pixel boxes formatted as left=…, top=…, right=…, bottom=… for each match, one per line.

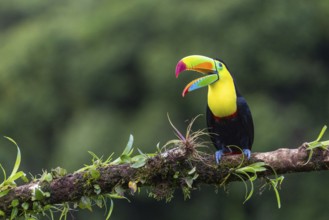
left=175, top=55, right=254, bottom=163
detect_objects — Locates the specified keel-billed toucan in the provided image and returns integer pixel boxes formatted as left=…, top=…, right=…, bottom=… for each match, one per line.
left=175, top=55, right=254, bottom=163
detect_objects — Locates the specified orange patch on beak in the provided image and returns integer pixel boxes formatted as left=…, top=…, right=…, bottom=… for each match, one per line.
left=194, top=62, right=213, bottom=70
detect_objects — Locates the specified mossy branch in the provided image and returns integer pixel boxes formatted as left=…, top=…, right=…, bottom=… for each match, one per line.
left=0, top=121, right=328, bottom=219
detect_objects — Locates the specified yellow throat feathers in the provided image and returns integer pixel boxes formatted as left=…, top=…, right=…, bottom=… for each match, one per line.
left=207, top=68, right=237, bottom=118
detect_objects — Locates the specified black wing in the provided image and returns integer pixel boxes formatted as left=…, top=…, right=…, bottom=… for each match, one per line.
left=236, top=96, right=254, bottom=148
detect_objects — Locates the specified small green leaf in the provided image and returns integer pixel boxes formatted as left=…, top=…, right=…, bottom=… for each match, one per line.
left=184, top=176, right=194, bottom=188
left=304, top=150, right=314, bottom=165
left=316, top=125, right=327, bottom=142
left=120, top=155, right=131, bottom=163
left=131, top=154, right=147, bottom=168
left=322, top=140, right=329, bottom=146
left=10, top=207, right=18, bottom=220
left=7, top=171, right=26, bottom=183
left=249, top=162, right=266, bottom=168
left=131, top=160, right=146, bottom=168
left=32, top=202, right=38, bottom=210
left=111, top=135, right=135, bottom=165
left=11, top=199, right=19, bottom=207
left=188, top=167, right=196, bottom=175
left=4, top=136, right=21, bottom=180
left=89, top=168, right=100, bottom=180
left=123, top=135, right=134, bottom=156
left=32, top=188, right=45, bottom=201
left=244, top=179, right=254, bottom=202
left=272, top=182, right=281, bottom=208
left=131, top=154, right=146, bottom=161
left=40, top=173, right=53, bottom=183
left=94, top=196, right=103, bottom=208
left=94, top=184, right=101, bottom=195
left=236, top=167, right=255, bottom=174
left=88, top=151, right=100, bottom=161
left=268, top=176, right=284, bottom=209
left=22, top=202, right=29, bottom=210
left=0, top=189, right=10, bottom=198
left=108, top=193, right=124, bottom=199
left=0, top=210, right=5, bottom=217
left=79, top=196, right=92, bottom=211
left=252, top=167, right=267, bottom=172
left=192, top=173, right=199, bottom=180
left=44, top=192, right=50, bottom=197
left=108, top=193, right=130, bottom=202
left=21, top=174, right=29, bottom=183
left=156, top=142, right=161, bottom=153
left=43, top=204, right=53, bottom=211
left=237, top=162, right=267, bottom=174
left=0, top=164, right=7, bottom=183
left=105, top=199, right=114, bottom=220
left=305, top=125, right=329, bottom=164
left=51, top=167, right=67, bottom=177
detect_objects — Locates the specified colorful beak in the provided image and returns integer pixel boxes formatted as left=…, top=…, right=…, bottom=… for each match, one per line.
left=175, top=55, right=219, bottom=97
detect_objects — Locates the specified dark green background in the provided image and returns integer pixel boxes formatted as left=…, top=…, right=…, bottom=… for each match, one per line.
left=0, top=0, right=328, bottom=219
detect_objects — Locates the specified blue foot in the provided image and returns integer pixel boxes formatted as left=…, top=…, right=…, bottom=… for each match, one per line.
left=243, top=149, right=251, bottom=160
left=215, top=150, right=224, bottom=164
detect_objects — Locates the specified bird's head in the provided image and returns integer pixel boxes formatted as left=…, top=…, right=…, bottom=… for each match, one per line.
left=175, top=55, right=227, bottom=97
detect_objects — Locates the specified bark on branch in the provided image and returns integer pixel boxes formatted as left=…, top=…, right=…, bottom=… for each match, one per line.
left=1, top=143, right=329, bottom=216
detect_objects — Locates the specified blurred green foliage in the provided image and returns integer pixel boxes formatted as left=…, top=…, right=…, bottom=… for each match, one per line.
left=0, top=0, right=328, bottom=219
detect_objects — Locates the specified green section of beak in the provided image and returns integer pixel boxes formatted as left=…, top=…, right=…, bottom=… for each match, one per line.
left=182, top=74, right=219, bottom=97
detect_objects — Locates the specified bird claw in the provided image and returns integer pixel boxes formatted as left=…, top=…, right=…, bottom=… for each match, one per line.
left=216, top=149, right=251, bottom=164
left=243, top=149, right=251, bottom=160
left=215, top=150, right=223, bottom=164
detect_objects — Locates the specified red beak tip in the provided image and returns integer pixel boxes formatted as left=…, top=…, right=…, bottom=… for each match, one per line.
left=182, top=89, right=188, bottom=97
left=175, top=61, right=187, bottom=77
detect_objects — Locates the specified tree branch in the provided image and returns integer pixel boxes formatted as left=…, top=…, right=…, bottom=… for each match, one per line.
left=0, top=142, right=329, bottom=217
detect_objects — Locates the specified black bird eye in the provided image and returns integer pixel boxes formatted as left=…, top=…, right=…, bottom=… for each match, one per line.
left=217, top=62, right=223, bottom=69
